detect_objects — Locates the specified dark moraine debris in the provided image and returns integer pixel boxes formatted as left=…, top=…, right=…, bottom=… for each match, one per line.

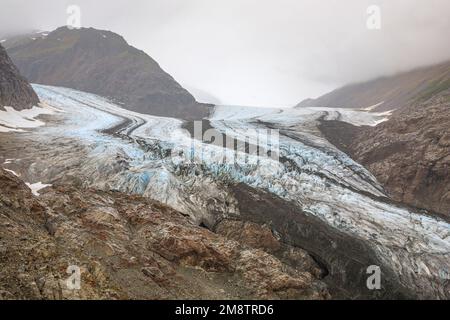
left=220, top=183, right=414, bottom=299
left=317, top=118, right=366, bottom=155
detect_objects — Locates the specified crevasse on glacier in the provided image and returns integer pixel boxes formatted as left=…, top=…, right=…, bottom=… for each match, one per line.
left=31, top=84, right=450, bottom=298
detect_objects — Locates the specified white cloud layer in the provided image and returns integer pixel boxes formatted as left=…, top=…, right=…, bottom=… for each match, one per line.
left=1, top=0, right=449, bottom=106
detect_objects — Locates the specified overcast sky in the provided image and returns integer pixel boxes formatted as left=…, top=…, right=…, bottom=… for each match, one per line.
left=1, top=0, right=450, bottom=106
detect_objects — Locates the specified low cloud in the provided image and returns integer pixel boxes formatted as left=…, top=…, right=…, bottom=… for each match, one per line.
left=1, top=0, right=449, bottom=106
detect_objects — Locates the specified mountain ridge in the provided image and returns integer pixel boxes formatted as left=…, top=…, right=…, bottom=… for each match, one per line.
left=0, top=168, right=329, bottom=300
left=4, top=27, right=210, bottom=120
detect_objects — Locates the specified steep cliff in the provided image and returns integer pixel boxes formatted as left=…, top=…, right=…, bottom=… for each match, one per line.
left=0, top=44, right=39, bottom=110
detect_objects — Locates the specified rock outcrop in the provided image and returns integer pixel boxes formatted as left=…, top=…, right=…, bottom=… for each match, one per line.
left=0, top=168, right=329, bottom=300
left=4, top=27, right=210, bottom=120
left=0, top=44, right=39, bottom=110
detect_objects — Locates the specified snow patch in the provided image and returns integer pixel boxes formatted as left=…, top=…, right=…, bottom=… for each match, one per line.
left=361, top=101, right=385, bottom=111
left=0, top=103, right=59, bottom=132
left=35, top=31, right=48, bottom=36
left=26, top=182, right=51, bottom=196
left=4, top=168, right=19, bottom=176
left=3, top=167, right=50, bottom=196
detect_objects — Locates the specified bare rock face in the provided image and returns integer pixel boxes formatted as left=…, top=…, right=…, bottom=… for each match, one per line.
left=349, top=90, right=450, bottom=218
left=0, top=44, right=39, bottom=110
left=0, top=169, right=329, bottom=300
left=4, top=27, right=210, bottom=120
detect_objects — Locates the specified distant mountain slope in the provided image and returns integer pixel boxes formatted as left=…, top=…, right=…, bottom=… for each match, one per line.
left=4, top=27, right=210, bottom=120
left=297, top=61, right=450, bottom=111
left=315, top=61, right=450, bottom=217
left=0, top=44, right=39, bottom=110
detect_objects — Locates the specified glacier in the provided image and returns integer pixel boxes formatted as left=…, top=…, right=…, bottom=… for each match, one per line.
left=4, top=84, right=448, bottom=299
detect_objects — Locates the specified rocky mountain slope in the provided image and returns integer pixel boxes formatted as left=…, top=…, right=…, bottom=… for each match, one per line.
left=0, top=168, right=329, bottom=300
left=4, top=27, right=210, bottom=120
left=0, top=44, right=39, bottom=110
left=298, top=60, right=450, bottom=111
left=349, top=89, right=450, bottom=218
left=315, top=61, right=450, bottom=218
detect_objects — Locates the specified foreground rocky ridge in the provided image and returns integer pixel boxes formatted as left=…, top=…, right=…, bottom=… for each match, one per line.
left=0, top=168, right=329, bottom=300
left=0, top=44, right=39, bottom=110
left=297, top=60, right=450, bottom=112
